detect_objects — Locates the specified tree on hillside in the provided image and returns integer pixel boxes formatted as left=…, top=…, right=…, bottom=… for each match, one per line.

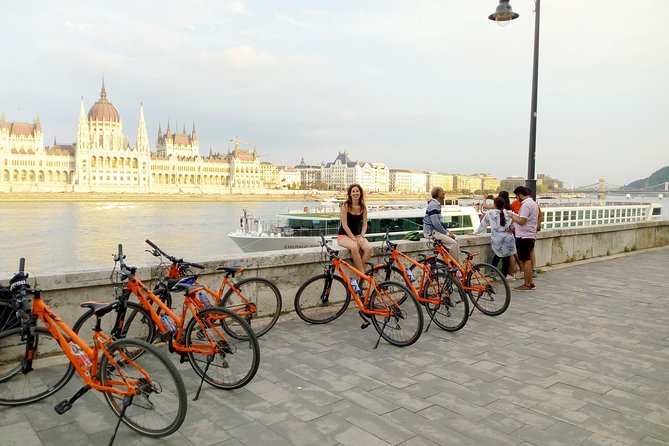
left=627, top=166, right=669, bottom=189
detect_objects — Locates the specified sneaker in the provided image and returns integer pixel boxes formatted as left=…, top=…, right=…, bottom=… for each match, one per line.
left=513, top=284, right=534, bottom=292
left=505, top=274, right=516, bottom=281
left=530, top=283, right=536, bottom=290
left=532, top=269, right=538, bottom=278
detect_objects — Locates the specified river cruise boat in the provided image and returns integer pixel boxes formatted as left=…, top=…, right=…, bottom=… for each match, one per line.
left=228, top=199, right=663, bottom=252
left=228, top=200, right=481, bottom=252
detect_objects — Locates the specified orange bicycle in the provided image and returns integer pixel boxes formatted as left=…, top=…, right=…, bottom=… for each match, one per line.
left=145, top=239, right=281, bottom=338
left=294, top=235, right=423, bottom=348
left=422, top=238, right=511, bottom=316
left=72, top=244, right=260, bottom=394
left=0, top=258, right=187, bottom=442
left=367, top=232, right=469, bottom=332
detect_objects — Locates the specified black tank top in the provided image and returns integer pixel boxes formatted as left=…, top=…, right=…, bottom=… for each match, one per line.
left=338, top=211, right=363, bottom=236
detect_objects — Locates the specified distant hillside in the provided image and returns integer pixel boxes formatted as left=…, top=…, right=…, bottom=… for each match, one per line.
left=627, top=166, right=669, bottom=189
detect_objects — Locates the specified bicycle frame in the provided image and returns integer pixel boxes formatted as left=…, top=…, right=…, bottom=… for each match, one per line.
left=29, top=291, right=144, bottom=398
left=429, top=241, right=485, bottom=293
left=121, top=276, right=220, bottom=357
left=163, top=264, right=257, bottom=320
left=330, top=256, right=395, bottom=318
left=379, top=248, right=442, bottom=305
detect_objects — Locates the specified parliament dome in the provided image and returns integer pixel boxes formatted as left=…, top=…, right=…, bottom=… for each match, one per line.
left=87, top=81, right=120, bottom=123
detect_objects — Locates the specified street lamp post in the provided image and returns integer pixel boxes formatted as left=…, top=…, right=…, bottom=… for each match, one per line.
left=489, top=0, right=541, bottom=200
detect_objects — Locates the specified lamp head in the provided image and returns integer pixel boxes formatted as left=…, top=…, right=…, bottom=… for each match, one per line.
left=489, top=0, right=519, bottom=23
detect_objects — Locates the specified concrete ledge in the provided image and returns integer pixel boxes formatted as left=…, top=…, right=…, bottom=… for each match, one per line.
left=2, top=220, right=667, bottom=324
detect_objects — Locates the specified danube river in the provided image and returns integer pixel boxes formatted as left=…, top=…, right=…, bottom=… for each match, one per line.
left=0, top=200, right=339, bottom=275
left=0, top=195, right=665, bottom=275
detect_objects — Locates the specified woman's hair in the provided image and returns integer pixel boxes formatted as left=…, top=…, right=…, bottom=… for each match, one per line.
left=494, top=196, right=507, bottom=226
left=345, top=183, right=365, bottom=209
left=498, top=190, right=511, bottom=210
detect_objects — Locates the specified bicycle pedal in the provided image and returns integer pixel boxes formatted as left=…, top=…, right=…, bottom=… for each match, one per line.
left=54, top=399, right=72, bottom=414
left=179, top=354, right=188, bottom=364
left=357, top=311, right=370, bottom=329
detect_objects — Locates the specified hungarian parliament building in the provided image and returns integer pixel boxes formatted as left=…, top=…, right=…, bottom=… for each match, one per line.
left=0, top=82, right=264, bottom=194
left=2, top=81, right=530, bottom=195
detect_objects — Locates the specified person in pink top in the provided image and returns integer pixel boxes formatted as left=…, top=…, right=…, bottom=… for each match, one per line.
left=510, top=186, right=539, bottom=291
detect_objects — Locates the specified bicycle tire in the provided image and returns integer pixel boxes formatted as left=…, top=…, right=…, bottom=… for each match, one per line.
left=220, top=277, right=282, bottom=338
left=184, top=307, right=260, bottom=390
left=0, top=327, right=73, bottom=406
left=369, top=281, right=423, bottom=347
left=366, top=264, right=406, bottom=284
left=423, top=271, right=469, bottom=332
left=294, top=274, right=351, bottom=324
left=72, top=301, right=156, bottom=349
left=100, top=338, right=187, bottom=437
left=0, top=301, right=20, bottom=333
left=466, top=263, right=511, bottom=316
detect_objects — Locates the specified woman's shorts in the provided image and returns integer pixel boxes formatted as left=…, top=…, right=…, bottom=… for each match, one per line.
left=337, top=234, right=361, bottom=243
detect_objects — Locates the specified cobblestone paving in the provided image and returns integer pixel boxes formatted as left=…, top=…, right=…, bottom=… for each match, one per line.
left=1, top=247, right=668, bottom=445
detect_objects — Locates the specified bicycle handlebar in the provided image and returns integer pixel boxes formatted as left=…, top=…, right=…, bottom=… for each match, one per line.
left=145, top=239, right=204, bottom=269
left=319, top=234, right=338, bottom=258
left=9, top=258, right=32, bottom=314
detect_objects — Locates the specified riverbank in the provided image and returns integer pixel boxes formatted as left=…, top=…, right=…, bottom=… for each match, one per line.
left=0, top=191, right=455, bottom=203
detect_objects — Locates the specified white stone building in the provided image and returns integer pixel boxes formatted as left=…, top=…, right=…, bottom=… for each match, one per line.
left=321, top=151, right=389, bottom=192
left=0, top=81, right=262, bottom=194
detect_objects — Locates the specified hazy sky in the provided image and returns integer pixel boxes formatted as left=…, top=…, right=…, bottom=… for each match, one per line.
left=1, top=0, right=667, bottom=187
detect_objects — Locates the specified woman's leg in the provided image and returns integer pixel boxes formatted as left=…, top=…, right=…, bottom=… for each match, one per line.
left=359, top=237, right=373, bottom=266
left=501, top=256, right=510, bottom=276
left=338, top=236, right=364, bottom=279
left=492, top=254, right=500, bottom=268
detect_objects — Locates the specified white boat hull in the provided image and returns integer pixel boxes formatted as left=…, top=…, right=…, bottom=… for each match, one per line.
left=229, top=233, right=339, bottom=252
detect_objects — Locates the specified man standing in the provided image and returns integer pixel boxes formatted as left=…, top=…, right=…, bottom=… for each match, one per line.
left=510, top=186, right=539, bottom=291
left=423, top=187, right=461, bottom=264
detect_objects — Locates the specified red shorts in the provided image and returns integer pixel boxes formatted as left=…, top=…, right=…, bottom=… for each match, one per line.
left=337, top=234, right=361, bottom=243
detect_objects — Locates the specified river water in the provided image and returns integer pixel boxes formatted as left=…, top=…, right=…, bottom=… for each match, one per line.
left=1, top=194, right=666, bottom=275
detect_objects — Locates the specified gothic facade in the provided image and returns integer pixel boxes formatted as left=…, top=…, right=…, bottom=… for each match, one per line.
left=0, top=82, right=262, bottom=193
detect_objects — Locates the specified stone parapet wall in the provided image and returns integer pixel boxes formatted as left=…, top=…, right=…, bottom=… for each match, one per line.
left=2, top=220, right=668, bottom=325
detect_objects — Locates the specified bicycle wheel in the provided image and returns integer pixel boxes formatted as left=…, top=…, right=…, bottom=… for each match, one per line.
left=100, top=338, right=187, bottom=437
left=466, top=263, right=511, bottom=316
left=220, top=277, right=282, bottom=338
left=0, top=327, right=73, bottom=405
left=367, top=264, right=406, bottom=285
left=0, top=301, right=20, bottom=332
left=184, top=307, right=260, bottom=390
left=423, top=271, right=469, bottom=332
left=369, top=281, right=423, bottom=347
left=73, top=301, right=156, bottom=349
left=294, top=274, right=351, bottom=324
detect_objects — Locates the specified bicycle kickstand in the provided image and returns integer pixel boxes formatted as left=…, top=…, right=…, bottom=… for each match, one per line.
left=424, top=310, right=435, bottom=333
left=193, top=354, right=214, bottom=401
left=108, top=395, right=133, bottom=446
left=54, top=385, right=90, bottom=414
left=373, top=318, right=390, bottom=349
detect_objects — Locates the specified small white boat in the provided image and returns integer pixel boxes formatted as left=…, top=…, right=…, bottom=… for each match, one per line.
left=228, top=202, right=481, bottom=252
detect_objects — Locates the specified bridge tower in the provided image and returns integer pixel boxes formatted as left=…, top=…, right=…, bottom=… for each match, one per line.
left=598, top=178, right=607, bottom=202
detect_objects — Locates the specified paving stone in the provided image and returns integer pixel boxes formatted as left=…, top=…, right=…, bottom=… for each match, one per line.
left=267, top=415, right=337, bottom=446
left=0, top=421, right=43, bottom=446
left=485, top=399, right=555, bottom=429
left=228, top=421, right=293, bottom=445
left=2, top=248, right=669, bottom=445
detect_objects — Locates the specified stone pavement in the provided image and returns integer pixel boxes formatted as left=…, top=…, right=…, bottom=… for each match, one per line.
left=1, top=247, right=668, bottom=446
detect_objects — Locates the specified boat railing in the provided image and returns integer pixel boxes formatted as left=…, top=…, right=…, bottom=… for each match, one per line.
left=541, top=203, right=659, bottom=230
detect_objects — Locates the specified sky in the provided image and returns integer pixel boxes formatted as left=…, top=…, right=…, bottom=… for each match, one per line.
left=1, top=0, right=667, bottom=188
